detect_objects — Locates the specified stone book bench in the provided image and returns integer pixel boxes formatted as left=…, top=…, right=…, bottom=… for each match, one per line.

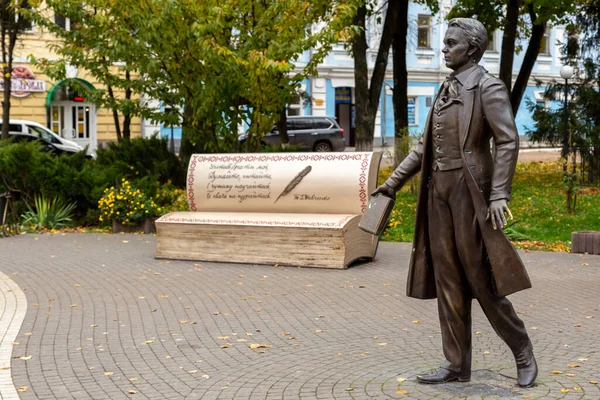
left=155, top=152, right=382, bottom=269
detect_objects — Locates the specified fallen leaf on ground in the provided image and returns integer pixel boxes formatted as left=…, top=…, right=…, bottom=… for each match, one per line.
left=552, top=370, right=563, bottom=374
left=484, top=351, right=491, bottom=355
left=577, top=357, right=588, bottom=361
left=572, top=386, right=582, bottom=391
left=217, top=336, right=229, bottom=340
left=19, top=356, right=31, bottom=360
left=128, top=390, right=137, bottom=394
left=220, top=343, right=232, bottom=349
left=158, top=295, right=168, bottom=299
left=589, top=380, right=598, bottom=384
left=396, top=389, right=408, bottom=395
left=144, top=340, right=154, bottom=344
left=560, top=389, right=569, bottom=393
left=104, top=372, right=114, bottom=376
left=122, top=240, right=129, bottom=243
left=378, top=343, right=387, bottom=346
left=412, top=320, right=420, bottom=324
left=315, top=329, right=325, bottom=333
left=188, top=370, right=198, bottom=374
left=345, top=388, right=354, bottom=392
left=573, top=323, right=582, bottom=327
left=397, top=377, right=406, bottom=383
left=202, top=375, right=210, bottom=379
left=568, top=363, right=580, bottom=368
left=91, top=324, right=98, bottom=328
left=585, top=316, right=594, bottom=319
left=129, top=378, right=137, bottom=382
left=566, top=373, right=576, bottom=377
left=249, top=344, right=272, bottom=349
left=18, top=387, right=27, bottom=392
left=475, top=331, right=482, bottom=335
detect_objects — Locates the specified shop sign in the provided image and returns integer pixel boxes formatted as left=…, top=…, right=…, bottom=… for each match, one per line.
left=335, top=87, right=352, bottom=104
left=0, top=65, right=46, bottom=97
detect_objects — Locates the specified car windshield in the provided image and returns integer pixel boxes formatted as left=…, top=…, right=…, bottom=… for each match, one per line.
left=28, top=125, right=60, bottom=144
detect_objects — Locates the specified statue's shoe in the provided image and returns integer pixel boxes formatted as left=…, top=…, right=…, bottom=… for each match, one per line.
left=416, top=367, right=470, bottom=384
left=515, top=342, right=538, bottom=388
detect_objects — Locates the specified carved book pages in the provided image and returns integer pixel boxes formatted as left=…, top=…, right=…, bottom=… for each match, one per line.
left=358, top=195, right=395, bottom=236
left=156, top=152, right=383, bottom=269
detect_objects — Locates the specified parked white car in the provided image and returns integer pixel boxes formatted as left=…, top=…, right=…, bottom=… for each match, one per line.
left=0, top=119, right=85, bottom=155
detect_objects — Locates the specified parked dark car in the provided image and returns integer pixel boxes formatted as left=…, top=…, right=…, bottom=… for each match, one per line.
left=239, top=116, right=345, bottom=152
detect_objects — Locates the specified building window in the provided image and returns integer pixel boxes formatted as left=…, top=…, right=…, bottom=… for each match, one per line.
left=54, top=13, right=79, bottom=31
left=417, top=15, right=431, bottom=49
left=408, top=97, right=418, bottom=125
left=287, top=92, right=303, bottom=116
left=487, top=31, right=497, bottom=52
left=540, top=30, right=550, bottom=55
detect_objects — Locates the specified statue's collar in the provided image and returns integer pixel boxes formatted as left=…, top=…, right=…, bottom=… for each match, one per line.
left=449, top=63, right=480, bottom=87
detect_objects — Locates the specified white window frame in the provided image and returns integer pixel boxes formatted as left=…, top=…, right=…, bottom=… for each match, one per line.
left=487, top=30, right=498, bottom=52
left=540, top=30, right=551, bottom=55
left=417, top=14, right=432, bottom=49
left=286, top=92, right=304, bottom=116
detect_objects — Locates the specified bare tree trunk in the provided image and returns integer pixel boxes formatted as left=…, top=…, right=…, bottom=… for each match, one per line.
left=352, top=2, right=397, bottom=151
left=122, top=70, right=132, bottom=140
left=276, top=108, right=289, bottom=148
left=392, top=0, right=409, bottom=166
left=499, top=0, right=520, bottom=92
left=106, top=83, right=122, bottom=142
left=510, top=7, right=545, bottom=114
left=1, top=65, right=10, bottom=141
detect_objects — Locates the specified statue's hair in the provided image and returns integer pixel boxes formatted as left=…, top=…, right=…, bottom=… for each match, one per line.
left=448, top=18, right=488, bottom=62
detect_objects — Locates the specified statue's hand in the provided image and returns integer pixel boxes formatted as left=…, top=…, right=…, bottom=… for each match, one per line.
left=371, top=183, right=396, bottom=201
left=486, top=199, right=513, bottom=230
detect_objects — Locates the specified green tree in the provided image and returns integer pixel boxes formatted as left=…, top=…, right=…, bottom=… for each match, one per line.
left=31, top=0, right=143, bottom=142
left=527, top=0, right=600, bottom=186
left=351, top=0, right=397, bottom=151
left=449, top=0, right=577, bottom=114
left=391, top=1, right=439, bottom=166
left=1, top=0, right=32, bottom=141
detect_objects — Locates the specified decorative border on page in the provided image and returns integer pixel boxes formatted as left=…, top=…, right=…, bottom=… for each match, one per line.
left=157, top=214, right=355, bottom=228
left=186, top=153, right=372, bottom=213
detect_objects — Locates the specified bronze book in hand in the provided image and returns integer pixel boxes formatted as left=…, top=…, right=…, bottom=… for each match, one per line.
left=358, top=195, right=395, bottom=236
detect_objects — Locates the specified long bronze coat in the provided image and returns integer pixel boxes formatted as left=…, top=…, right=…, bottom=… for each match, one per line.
left=385, top=65, right=531, bottom=299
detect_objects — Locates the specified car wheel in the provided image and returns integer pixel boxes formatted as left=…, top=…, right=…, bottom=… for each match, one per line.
left=313, top=141, right=333, bottom=152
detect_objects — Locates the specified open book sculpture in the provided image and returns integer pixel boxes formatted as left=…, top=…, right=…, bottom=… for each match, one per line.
left=155, top=152, right=382, bottom=269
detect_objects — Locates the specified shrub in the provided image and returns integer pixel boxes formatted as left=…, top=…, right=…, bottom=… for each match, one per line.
left=98, top=179, right=162, bottom=226
left=21, top=195, right=77, bottom=231
left=0, top=140, right=109, bottom=225
left=95, top=136, right=186, bottom=190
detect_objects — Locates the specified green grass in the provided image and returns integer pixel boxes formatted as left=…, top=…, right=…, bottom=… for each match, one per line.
left=379, top=161, right=600, bottom=252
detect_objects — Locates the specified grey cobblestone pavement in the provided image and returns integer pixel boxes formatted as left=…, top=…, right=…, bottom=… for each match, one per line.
left=0, top=233, right=599, bottom=399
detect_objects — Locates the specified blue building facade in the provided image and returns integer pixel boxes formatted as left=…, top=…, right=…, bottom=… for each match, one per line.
left=156, top=1, right=565, bottom=147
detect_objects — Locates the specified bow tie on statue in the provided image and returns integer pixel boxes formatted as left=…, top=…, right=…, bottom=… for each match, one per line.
left=437, top=77, right=461, bottom=108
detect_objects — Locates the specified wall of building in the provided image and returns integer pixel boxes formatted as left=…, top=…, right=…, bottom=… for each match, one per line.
left=6, top=22, right=141, bottom=153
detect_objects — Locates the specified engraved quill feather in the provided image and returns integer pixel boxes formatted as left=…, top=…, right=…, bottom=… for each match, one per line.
left=274, top=165, right=312, bottom=203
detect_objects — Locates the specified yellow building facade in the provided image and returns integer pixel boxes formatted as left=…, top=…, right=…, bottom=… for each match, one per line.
left=7, top=23, right=141, bottom=153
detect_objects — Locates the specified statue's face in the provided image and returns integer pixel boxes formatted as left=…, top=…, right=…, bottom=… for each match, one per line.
left=442, top=27, right=473, bottom=70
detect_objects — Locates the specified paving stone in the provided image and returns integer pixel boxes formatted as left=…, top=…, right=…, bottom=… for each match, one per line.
left=0, top=233, right=599, bottom=399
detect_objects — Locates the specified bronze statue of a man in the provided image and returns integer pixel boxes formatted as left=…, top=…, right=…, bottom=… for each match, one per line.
left=372, top=18, right=537, bottom=387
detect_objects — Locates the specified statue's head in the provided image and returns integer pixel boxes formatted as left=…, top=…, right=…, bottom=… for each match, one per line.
left=443, top=18, right=488, bottom=71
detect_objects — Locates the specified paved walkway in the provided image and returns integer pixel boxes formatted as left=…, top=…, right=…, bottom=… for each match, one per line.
left=0, top=233, right=599, bottom=399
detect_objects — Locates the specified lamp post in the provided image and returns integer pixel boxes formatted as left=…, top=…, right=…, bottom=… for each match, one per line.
left=560, top=65, right=574, bottom=160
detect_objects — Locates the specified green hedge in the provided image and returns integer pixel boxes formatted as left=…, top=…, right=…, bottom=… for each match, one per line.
left=0, top=137, right=185, bottom=226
